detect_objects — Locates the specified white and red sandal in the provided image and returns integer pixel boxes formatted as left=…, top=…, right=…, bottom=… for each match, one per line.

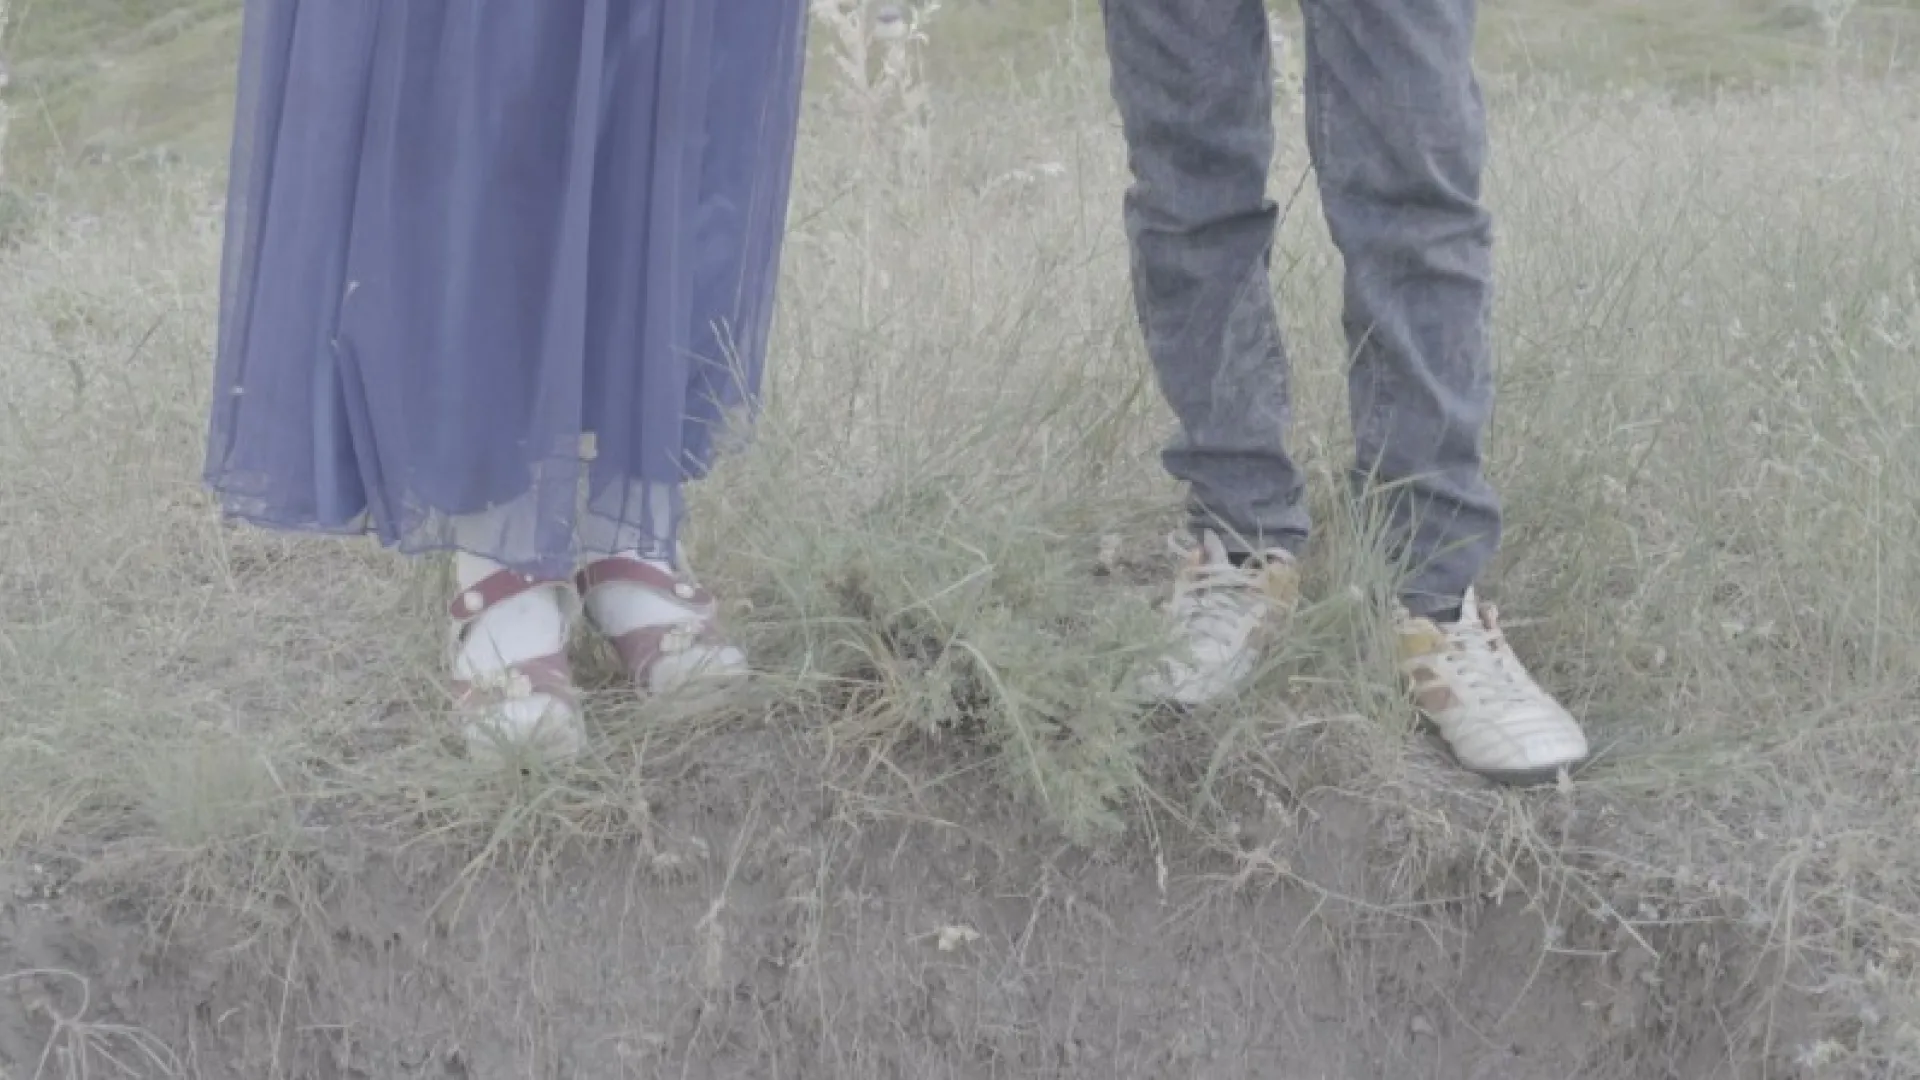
left=575, top=555, right=748, bottom=696
left=448, top=567, right=588, bottom=763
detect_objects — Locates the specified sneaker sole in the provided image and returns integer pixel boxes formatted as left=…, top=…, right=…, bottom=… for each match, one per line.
left=1138, top=687, right=1587, bottom=787
left=1462, top=759, right=1583, bottom=788
left=1416, top=718, right=1587, bottom=788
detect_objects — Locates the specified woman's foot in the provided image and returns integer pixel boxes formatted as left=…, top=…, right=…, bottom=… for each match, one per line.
left=449, top=553, right=587, bottom=763
left=577, top=553, right=748, bottom=695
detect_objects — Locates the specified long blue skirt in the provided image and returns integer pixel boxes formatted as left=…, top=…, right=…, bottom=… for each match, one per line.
left=205, top=0, right=808, bottom=578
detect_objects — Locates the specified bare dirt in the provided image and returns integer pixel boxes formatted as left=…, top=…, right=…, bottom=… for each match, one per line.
left=0, top=715, right=1821, bottom=1080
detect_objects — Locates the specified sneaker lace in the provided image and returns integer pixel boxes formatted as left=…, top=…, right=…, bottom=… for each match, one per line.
left=1168, top=557, right=1267, bottom=651
left=1438, top=609, right=1543, bottom=711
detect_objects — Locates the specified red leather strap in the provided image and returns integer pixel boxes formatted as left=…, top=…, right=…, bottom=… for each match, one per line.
left=449, top=652, right=579, bottom=710
left=575, top=557, right=714, bottom=612
left=448, top=568, right=571, bottom=624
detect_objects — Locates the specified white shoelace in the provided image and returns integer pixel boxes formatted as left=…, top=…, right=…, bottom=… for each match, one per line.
left=1172, top=566, right=1267, bottom=647
left=1430, top=607, right=1547, bottom=712
left=1165, top=534, right=1274, bottom=653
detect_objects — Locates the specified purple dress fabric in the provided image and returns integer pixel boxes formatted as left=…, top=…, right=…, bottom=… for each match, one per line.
left=205, top=0, right=808, bottom=579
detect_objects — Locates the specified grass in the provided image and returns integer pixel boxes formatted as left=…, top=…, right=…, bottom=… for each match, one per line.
left=1, top=0, right=238, bottom=174
left=1, top=1, right=1919, bottom=1075
left=4, top=0, right=1920, bottom=180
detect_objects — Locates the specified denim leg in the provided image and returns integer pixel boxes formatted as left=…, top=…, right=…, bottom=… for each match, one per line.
left=1300, top=0, right=1500, bottom=615
left=1101, top=0, right=1310, bottom=558
left=1104, top=0, right=1501, bottom=611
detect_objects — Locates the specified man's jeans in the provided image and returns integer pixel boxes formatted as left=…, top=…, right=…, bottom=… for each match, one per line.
left=1102, top=0, right=1498, bottom=616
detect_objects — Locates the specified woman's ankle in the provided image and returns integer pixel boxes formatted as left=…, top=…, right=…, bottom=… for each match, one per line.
left=451, top=553, right=569, bottom=676
left=582, top=551, right=691, bottom=638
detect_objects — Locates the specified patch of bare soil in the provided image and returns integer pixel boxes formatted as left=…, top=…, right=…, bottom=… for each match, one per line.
left=0, top=717, right=1825, bottom=1080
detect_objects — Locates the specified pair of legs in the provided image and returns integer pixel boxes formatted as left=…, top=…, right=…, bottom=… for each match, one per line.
left=1106, top=0, right=1496, bottom=614
left=1103, top=0, right=1589, bottom=782
left=206, top=0, right=807, bottom=761
left=447, top=483, right=744, bottom=763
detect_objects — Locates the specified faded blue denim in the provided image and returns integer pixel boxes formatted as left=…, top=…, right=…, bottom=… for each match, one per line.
left=1102, top=0, right=1498, bottom=615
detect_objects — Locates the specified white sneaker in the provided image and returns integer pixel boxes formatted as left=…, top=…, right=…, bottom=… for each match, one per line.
left=1396, top=589, right=1589, bottom=785
left=1139, top=530, right=1300, bottom=707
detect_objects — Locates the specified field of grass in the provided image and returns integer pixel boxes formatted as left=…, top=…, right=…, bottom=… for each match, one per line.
left=4, top=0, right=1920, bottom=183
left=2, top=1, right=1919, bottom=1077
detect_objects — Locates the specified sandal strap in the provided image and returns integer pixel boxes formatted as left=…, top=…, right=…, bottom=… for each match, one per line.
left=450, top=651, right=579, bottom=710
left=605, top=621, right=726, bottom=681
left=449, top=567, right=573, bottom=625
left=575, top=556, right=715, bottom=615
left=575, top=557, right=732, bottom=683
